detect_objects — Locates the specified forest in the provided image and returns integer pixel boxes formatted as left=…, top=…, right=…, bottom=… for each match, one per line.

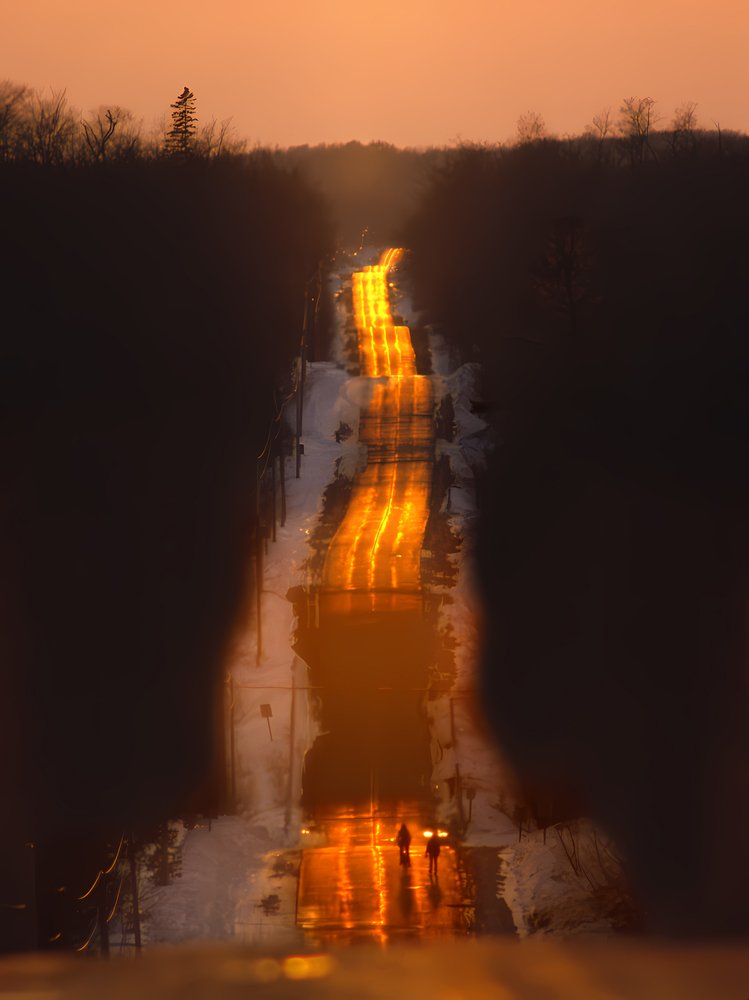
left=1, top=129, right=333, bottom=846
left=404, top=127, right=749, bottom=933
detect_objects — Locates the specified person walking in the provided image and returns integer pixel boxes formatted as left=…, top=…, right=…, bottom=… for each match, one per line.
left=396, top=823, right=412, bottom=866
left=425, top=831, right=440, bottom=877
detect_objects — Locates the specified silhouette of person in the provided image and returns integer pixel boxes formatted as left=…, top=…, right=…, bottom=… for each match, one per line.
left=425, top=831, right=440, bottom=876
left=396, top=823, right=412, bottom=866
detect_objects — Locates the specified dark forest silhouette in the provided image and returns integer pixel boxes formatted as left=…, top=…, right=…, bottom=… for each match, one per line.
left=405, top=130, right=749, bottom=934
left=0, top=128, right=332, bottom=945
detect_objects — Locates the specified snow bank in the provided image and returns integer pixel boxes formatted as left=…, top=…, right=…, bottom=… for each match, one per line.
left=503, top=820, right=634, bottom=939
left=140, top=817, right=303, bottom=948
left=143, top=272, right=358, bottom=948
left=423, top=340, right=517, bottom=848
left=229, top=359, right=356, bottom=835
left=424, top=330, right=632, bottom=941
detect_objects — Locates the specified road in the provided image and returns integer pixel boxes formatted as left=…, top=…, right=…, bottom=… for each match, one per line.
left=321, top=250, right=434, bottom=602
left=297, top=250, right=468, bottom=945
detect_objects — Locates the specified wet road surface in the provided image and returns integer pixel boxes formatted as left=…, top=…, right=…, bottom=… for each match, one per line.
left=298, top=808, right=467, bottom=947
left=298, top=249, right=468, bottom=945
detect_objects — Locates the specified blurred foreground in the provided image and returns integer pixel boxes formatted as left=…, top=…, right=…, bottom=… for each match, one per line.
left=3, top=939, right=749, bottom=999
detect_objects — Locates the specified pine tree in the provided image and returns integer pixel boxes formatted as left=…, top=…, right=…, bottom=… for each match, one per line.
left=165, top=86, right=197, bottom=156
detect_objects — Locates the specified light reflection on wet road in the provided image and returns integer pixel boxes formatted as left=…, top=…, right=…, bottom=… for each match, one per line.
left=298, top=809, right=466, bottom=947
left=298, top=250, right=467, bottom=945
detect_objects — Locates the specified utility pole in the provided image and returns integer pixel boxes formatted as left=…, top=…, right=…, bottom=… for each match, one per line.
left=97, top=876, right=110, bottom=957
left=296, top=279, right=311, bottom=478
left=310, top=260, right=323, bottom=362
left=255, top=511, right=263, bottom=665
left=284, top=663, right=297, bottom=835
left=128, top=835, right=142, bottom=953
left=279, top=450, right=286, bottom=527
left=455, top=762, right=465, bottom=833
left=254, top=458, right=263, bottom=665
left=228, top=674, right=236, bottom=812
left=271, top=453, right=277, bottom=542
left=158, top=825, right=170, bottom=887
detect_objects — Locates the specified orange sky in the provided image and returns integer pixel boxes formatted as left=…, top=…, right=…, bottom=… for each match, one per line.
left=2, top=0, right=747, bottom=147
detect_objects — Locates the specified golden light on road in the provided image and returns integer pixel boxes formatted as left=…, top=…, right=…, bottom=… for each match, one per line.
left=297, top=250, right=466, bottom=946
left=323, top=249, right=433, bottom=605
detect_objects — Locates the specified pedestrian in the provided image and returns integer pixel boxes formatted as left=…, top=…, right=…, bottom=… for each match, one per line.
left=396, top=823, right=411, bottom=866
left=425, top=831, right=440, bottom=876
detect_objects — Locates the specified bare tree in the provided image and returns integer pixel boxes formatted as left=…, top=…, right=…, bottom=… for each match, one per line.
left=589, top=107, right=612, bottom=141
left=196, top=117, right=243, bottom=158
left=673, top=100, right=698, bottom=134
left=516, top=110, right=547, bottom=145
left=669, top=101, right=698, bottom=155
left=0, top=80, right=30, bottom=161
left=24, top=89, right=77, bottom=165
left=82, top=108, right=118, bottom=162
left=81, top=106, right=142, bottom=162
left=618, top=96, right=659, bottom=164
left=553, top=819, right=637, bottom=928
left=585, top=107, right=613, bottom=164
left=713, top=119, right=724, bottom=156
left=111, top=110, right=143, bottom=160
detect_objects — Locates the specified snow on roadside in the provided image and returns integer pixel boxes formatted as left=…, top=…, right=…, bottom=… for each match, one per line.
left=142, top=818, right=299, bottom=946
left=410, top=314, right=632, bottom=940
left=428, top=348, right=519, bottom=849
left=140, top=266, right=357, bottom=948
left=502, top=819, right=634, bottom=939
left=230, top=359, right=354, bottom=836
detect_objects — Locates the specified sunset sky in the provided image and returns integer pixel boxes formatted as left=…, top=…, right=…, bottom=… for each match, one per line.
left=3, top=0, right=748, bottom=147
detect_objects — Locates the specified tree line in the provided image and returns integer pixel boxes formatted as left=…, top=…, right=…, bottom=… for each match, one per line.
left=0, top=79, right=336, bottom=947
left=404, top=121, right=749, bottom=934
left=0, top=80, right=243, bottom=163
left=0, top=84, right=333, bottom=879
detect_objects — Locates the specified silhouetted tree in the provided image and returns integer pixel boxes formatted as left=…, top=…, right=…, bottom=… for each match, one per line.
left=0, top=151, right=333, bottom=849
left=165, top=85, right=197, bottom=156
left=516, top=110, right=547, bottom=144
left=0, top=80, right=28, bottom=161
left=669, top=101, right=698, bottom=155
left=197, top=117, right=243, bottom=158
left=25, top=89, right=76, bottom=165
left=83, top=106, right=142, bottom=162
left=618, top=95, right=659, bottom=163
left=405, top=129, right=749, bottom=935
left=588, top=107, right=612, bottom=141
left=81, top=108, right=118, bottom=162
left=585, top=107, right=613, bottom=164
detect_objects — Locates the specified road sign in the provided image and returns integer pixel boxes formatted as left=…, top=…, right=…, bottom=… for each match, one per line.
left=260, top=703, right=273, bottom=740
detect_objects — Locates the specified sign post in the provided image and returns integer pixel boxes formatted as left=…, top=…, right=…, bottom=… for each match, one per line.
left=260, top=703, right=273, bottom=741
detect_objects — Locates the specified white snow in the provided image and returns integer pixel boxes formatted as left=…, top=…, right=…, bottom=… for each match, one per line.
left=502, top=820, right=632, bottom=939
